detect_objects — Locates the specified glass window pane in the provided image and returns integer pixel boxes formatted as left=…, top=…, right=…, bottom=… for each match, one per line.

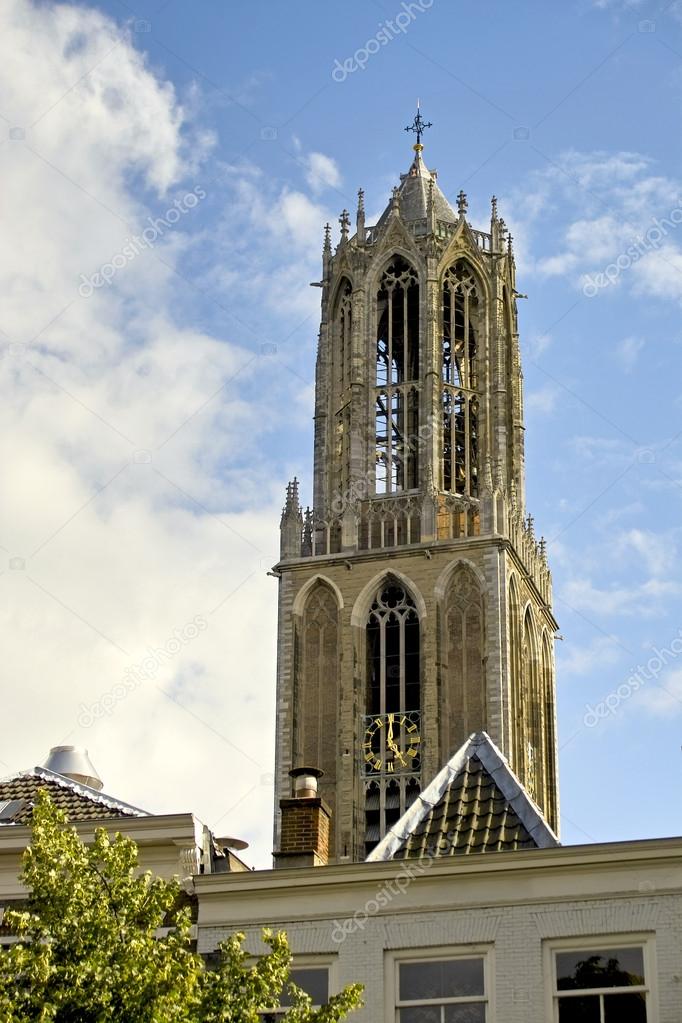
left=444, top=1004, right=486, bottom=1023
left=400, top=959, right=484, bottom=1001
left=556, top=948, right=644, bottom=990
left=604, top=993, right=647, bottom=1023
left=399, top=1007, right=441, bottom=1023
left=281, top=967, right=328, bottom=1007
left=558, top=996, right=601, bottom=1022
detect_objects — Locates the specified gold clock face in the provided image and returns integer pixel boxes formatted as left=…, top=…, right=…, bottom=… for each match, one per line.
left=363, top=712, right=421, bottom=774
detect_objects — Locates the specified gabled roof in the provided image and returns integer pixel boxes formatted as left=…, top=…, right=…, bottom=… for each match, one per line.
left=0, top=767, right=148, bottom=824
left=376, top=149, right=457, bottom=229
left=366, top=732, right=559, bottom=862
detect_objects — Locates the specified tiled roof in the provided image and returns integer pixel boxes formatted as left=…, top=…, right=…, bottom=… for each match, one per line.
left=366, top=732, right=559, bottom=862
left=0, top=768, right=147, bottom=824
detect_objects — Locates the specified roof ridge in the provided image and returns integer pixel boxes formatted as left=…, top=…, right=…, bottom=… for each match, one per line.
left=0, top=767, right=149, bottom=818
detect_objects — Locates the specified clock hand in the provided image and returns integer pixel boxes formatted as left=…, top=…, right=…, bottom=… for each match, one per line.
left=387, top=738, right=407, bottom=766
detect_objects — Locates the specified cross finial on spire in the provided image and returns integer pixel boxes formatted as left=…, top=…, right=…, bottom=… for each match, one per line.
left=404, top=101, right=432, bottom=151
left=323, top=222, right=331, bottom=253
left=457, top=190, right=468, bottom=216
left=339, top=209, right=350, bottom=240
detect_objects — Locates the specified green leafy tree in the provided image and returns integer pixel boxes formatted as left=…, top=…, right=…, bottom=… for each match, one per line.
left=0, top=791, right=362, bottom=1022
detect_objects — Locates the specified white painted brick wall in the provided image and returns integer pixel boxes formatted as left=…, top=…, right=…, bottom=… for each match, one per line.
left=199, top=892, right=682, bottom=1023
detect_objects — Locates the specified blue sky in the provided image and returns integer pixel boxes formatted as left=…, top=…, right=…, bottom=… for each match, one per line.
left=1, top=0, right=681, bottom=864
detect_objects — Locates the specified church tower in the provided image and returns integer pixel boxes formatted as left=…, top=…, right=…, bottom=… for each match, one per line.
left=274, top=116, right=559, bottom=863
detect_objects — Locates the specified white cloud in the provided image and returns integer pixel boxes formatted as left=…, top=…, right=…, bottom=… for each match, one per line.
left=303, top=151, right=342, bottom=194
left=592, top=0, right=645, bottom=8
left=567, top=435, right=634, bottom=466
left=635, top=244, right=682, bottom=300
left=510, top=150, right=682, bottom=303
left=616, top=336, right=645, bottom=372
left=0, top=0, right=318, bottom=866
left=557, top=635, right=622, bottom=678
left=535, top=252, right=579, bottom=278
left=560, top=577, right=681, bottom=617
left=614, top=528, right=672, bottom=577
left=200, top=161, right=336, bottom=321
left=637, top=668, right=682, bottom=716
left=525, top=332, right=553, bottom=359
left=526, top=385, right=560, bottom=415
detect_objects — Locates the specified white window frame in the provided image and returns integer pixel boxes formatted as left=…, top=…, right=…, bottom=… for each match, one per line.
left=385, top=944, right=494, bottom=1023
left=543, top=933, right=658, bottom=1023
left=259, top=955, right=337, bottom=1018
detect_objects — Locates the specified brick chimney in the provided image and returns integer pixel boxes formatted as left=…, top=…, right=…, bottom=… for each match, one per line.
left=274, top=767, right=331, bottom=869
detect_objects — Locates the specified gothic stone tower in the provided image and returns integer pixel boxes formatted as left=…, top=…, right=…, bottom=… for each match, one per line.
left=274, top=138, right=559, bottom=863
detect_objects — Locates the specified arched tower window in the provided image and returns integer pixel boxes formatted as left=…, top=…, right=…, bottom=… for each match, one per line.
left=363, top=579, right=421, bottom=855
left=375, top=257, right=420, bottom=494
left=441, top=261, right=480, bottom=496
left=333, top=278, right=352, bottom=396
left=295, top=583, right=339, bottom=851
left=332, top=279, right=352, bottom=501
left=443, top=564, right=485, bottom=756
left=522, top=606, right=541, bottom=803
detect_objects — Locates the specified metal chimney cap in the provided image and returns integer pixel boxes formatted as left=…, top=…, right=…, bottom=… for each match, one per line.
left=289, top=766, right=324, bottom=798
left=42, top=746, right=103, bottom=792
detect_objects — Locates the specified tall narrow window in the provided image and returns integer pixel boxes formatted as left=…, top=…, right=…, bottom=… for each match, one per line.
left=333, top=279, right=352, bottom=399
left=375, top=258, right=420, bottom=494
left=508, top=574, right=524, bottom=775
left=443, top=564, right=485, bottom=756
left=363, top=580, right=421, bottom=855
left=522, top=606, right=541, bottom=803
left=332, top=280, right=352, bottom=503
left=441, top=262, right=480, bottom=496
